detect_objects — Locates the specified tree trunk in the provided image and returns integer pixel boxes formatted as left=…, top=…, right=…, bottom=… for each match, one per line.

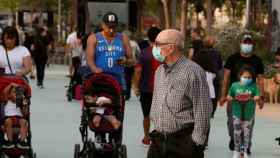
left=246, top=0, right=254, bottom=29
left=171, top=0, right=177, bottom=27
left=158, top=0, right=165, bottom=29
left=72, top=0, right=77, bottom=30
left=255, top=0, right=263, bottom=29
left=229, top=0, right=237, bottom=22
left=180, top=0, right=188, bottom=39
left=206, top=0, right=212, bottom=33
left=136, top=0, right=144, bottom=33
left=161, top=0, right=171, bottom=29
left=196, top=11, right=199, bottom=27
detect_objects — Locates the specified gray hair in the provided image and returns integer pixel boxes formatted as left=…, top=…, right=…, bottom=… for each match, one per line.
left=156, top=29, right=185, bottom=52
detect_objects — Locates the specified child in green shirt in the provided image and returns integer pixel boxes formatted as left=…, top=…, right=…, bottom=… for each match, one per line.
left=227, top=65, right=260, bottom=158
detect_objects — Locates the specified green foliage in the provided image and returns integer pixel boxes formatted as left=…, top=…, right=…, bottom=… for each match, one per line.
left=145, top=0, right=158, bottom=16
left=0, top=0, right=21, bottom=12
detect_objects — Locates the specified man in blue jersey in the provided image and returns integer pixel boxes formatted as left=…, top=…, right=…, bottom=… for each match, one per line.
left=86, top=12, right=133, bottom=91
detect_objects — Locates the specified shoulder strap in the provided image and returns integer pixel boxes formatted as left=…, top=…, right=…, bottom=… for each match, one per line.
left=5, top=48, right=14, bottom=74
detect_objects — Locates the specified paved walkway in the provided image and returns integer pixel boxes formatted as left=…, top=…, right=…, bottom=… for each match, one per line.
left=28, top=65, right=280, bottom=158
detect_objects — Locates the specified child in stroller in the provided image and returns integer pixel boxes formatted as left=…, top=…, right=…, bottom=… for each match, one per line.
left=0, top=75, right=35, bottom=158
left=74, top=73, right=127, bottom=158
left=84, top=94, right=121, bottom=130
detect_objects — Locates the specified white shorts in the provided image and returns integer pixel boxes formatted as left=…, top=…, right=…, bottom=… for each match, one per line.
left=4, top=101, right=22, bottom=117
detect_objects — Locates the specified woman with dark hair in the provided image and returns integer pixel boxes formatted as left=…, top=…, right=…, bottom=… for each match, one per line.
left=32, top=27, right=50, bottom=88
left=0, top=26, right=32, bottom=149
left=0, top=26, right=32, bottom=76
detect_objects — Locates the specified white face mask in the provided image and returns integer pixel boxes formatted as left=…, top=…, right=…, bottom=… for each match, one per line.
left=241, top=44, right=253, bottom=54
left=152, top=47, right=165, bottom=62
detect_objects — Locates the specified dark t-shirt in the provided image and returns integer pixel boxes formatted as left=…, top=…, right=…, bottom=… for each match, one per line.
left=193, top=48, right=223, bottom=74
left=136, top=46, right=161, bottom=93
left=191, top=39, right=204, bottom=57
left=138, top=39, right=150, bottom=50
left=224, top=53, right=264, bottom=84
left=33, top=35, right=50, bottom=62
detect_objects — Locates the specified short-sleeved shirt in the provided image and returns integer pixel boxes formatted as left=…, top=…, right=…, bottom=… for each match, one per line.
left=0, top=45, right=30, bottom=74
left=136, top=46, right=161, bottom=93
left=224, top=53, right=264, bottom=84
left=228, top=82, right=260, bottom=120
left=66, top=31, right=81, bottom=58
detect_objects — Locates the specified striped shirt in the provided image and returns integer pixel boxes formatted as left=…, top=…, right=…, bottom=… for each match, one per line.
left=150, top=55, right=212, bottom=145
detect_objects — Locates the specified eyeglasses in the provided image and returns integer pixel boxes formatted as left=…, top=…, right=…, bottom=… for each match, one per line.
left=155, top=41, right=176, bottom=47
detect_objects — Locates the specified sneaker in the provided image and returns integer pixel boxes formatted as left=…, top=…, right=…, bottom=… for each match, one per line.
left=232, top=151, right=240, bottom=158
left=38, top=84, right=44, bottom=89
left=2, top=141, right=15, bottom=149
left=244, top=152, right=249, bottom=158
left=247, top=147, right=251, bottom=155
left=17, top=141, right=30, bottom=150
left=229, top=139, right=234, bottom=151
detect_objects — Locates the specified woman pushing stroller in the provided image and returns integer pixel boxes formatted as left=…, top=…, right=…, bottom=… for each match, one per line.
left=0, top=26, right=32, bottom=150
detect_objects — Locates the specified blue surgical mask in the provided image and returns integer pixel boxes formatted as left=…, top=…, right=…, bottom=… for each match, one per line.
left=241, top=44, right=253, bottom=54
left=152, top=47, right=165, bottom=62
left=240, top=77, right=252, bottom=86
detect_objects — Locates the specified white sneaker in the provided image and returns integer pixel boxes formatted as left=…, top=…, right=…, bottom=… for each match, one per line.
left=244, top=152, right=249, bottom=158
left=232, top=151, right=240, bottom=158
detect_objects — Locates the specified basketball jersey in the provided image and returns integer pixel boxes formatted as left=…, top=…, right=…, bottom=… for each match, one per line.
left=95, top=32, right=126, bottom=90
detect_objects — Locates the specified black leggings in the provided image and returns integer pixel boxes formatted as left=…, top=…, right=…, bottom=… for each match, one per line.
left=35, top=60, right=47, bottom=85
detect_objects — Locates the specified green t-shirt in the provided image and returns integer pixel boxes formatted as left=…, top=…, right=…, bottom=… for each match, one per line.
left=228, top=82, right=260, bottom=120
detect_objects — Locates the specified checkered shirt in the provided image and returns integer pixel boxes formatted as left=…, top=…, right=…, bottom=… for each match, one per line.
left=150, top=56, right=212, bottom=145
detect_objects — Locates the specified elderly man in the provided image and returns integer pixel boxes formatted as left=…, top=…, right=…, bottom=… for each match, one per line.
left=148, top=29, right=212, bottom=158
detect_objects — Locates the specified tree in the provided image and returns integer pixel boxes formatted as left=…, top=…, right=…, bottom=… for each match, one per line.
left=180, top=0, right=188, bottom=38
left=206, top=0, right=212, bottom=33
left=189, top=0, right=204, bottom=26
left=0, top=0, right=22, bottom=26
left=136, top=0, right=146, bottom=32
left=161, top=0, right=172, bottom=28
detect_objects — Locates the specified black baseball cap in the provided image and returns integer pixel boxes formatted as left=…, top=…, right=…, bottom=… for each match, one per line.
left=242, top=34, right=253, bottom=43
left=103, top=11, right=118, bottom=28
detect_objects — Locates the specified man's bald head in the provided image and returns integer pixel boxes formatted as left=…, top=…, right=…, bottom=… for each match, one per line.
left=156, top=29, right=185, bottom=51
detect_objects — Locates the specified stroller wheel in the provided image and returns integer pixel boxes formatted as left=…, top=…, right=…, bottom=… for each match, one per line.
left=74, top=144, right=80, bottom=158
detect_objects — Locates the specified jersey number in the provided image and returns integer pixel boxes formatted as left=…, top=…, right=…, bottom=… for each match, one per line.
left=108, top=58, right=113, bottom=68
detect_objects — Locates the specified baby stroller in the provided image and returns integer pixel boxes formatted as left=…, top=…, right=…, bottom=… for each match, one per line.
left=74, top=73, right=127, bottom=158
left=66, top=57, right=83, bottom=101
left=0, top=75, right=36, bottom=158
